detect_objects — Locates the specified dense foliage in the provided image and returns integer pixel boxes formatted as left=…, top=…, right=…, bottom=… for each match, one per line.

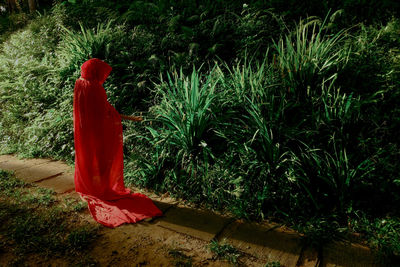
left=1, top=0, right=400, bottom=261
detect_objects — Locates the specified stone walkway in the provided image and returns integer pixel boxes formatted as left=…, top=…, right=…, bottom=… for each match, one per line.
left=0, top=154, right=381, bottom=266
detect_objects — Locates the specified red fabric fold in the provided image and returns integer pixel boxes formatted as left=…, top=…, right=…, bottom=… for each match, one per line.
left=73, top=58, right=162, bottom=228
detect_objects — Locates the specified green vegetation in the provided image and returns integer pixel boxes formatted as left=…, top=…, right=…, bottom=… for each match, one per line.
left=209, top=239, right=241, bottom=265
left=351, top=213, right=400, bottom=262
left=0, top=170, right=98, bottom=265
left=1, top=0, right=400, bottom=263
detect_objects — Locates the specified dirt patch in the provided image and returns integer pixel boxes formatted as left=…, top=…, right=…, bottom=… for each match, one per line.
left=89, top=218, right=264, bottom=266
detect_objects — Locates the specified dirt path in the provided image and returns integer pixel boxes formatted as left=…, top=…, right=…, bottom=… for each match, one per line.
left=0, top=154, right=381, bottom=266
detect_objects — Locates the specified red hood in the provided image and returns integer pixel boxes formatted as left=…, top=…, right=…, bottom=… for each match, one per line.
left=80, top=58, right=112, bottom=84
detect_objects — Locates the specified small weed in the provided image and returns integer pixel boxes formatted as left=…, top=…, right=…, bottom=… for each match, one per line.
left=73, top=201, right=87, bottom=212
left=169, top=248, right=193, bottom=267
left=38, top=187, right=55, bottom=195
left=265, top=262, right=281, bottom=267
left=64, top=197, right=87, bottom=212
left=209, top=239, right=241, bottom=265
left=21, top=192, right=56, bottom=207
left=19, top=193, right=38, bottom=204
left=295, top=216, right=347, bottom=248
left=0, top=170, right=26, bottom=190
left=36, top=192, right=56, bottom=206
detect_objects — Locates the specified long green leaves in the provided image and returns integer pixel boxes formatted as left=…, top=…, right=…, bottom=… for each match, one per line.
left=291, top=144, right=373, bottom=213
left=57, top=20, right=125, bottom=79
left=275, top=16, right=350, bottom=97
left=149, top=68, right=219, bottom=162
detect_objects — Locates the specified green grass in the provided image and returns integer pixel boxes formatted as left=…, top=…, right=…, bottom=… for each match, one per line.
left=274, top=15, right=350, bottom=98
left=0, top=170, right=99, bottom=265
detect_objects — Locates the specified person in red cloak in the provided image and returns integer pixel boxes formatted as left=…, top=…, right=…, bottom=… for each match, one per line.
left=73, top=58, right=162, bottom=228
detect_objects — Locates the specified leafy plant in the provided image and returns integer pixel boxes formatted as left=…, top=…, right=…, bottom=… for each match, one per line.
left=351, top=212, right=400, bottom=263
left=209, top=239, right=241, bottom=265
left=149, top=67, right=219, bottom=163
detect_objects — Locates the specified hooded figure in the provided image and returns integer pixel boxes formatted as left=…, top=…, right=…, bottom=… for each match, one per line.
left=73, top=58, right=162, bottom=227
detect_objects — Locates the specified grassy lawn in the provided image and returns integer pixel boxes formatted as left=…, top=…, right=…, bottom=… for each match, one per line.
left=0, top=169, right=99, bottom=266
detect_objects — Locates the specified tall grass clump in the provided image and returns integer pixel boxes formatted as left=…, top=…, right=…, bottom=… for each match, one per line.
left=57, top=20, right=125, bottom=80
left=216, top=56, right=290, bottom=193
left=214, top=56, right=283, bottom=145
left=150, top=68, right=219, bottom=160
left=274, top=15, right=350, bottom=99
left=128, top=68, right=221, bottom=199
left=291, top=145, right=374, bottom=216
left=335, top=19, right=400, bottom=216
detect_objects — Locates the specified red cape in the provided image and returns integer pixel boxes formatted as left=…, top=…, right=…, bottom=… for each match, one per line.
left=73, top=58, right=162, bottom=227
